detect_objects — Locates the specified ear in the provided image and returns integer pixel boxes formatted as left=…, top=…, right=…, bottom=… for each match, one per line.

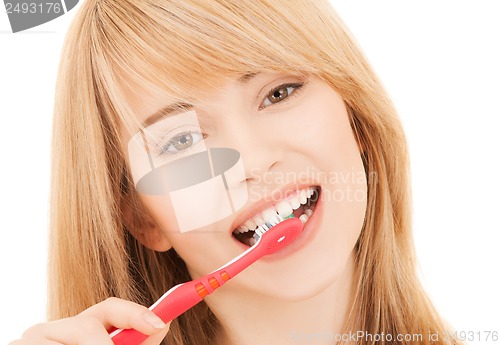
left=121, top=197, right=172, bottom=252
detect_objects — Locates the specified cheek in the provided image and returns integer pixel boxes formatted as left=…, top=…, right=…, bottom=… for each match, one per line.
left=319, top=97, right=367, bottom=257
left=276, top=84, right=359, bottom=166
left=301, top=88, right=366, bottom=284
left=138, top=193, right=231, bottom=276
left=139, top=194, right=181, bottom=233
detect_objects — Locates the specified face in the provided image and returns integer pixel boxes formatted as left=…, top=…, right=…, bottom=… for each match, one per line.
left=123, top=73, right=367, bottom=300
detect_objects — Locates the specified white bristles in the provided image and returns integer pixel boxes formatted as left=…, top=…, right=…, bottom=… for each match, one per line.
left=255, top=226, right=265, bottom=237
left=268, top=216, right=279, bottom=226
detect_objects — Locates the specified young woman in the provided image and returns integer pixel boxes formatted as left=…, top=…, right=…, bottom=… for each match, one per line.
left=10, top=0, right=461, bottom=344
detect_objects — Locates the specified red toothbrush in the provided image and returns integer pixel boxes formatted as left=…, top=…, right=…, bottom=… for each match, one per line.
left=110, top=217, right=303, bottom=345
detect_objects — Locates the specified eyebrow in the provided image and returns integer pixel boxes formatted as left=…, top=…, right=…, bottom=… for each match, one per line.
left=237, top=72, right=259, bottom=83
left=142, top=72, right=260, bottom=127
left=142, top=102, right=192, bottom=127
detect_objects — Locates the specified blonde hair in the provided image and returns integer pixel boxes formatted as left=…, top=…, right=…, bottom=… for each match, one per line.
left=49, top=0, right=460, bottom=344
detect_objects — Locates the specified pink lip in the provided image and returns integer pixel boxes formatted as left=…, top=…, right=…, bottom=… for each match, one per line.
left=229, top=182, right=319, bottom=234
left=230, top=184, right=323, bottom=260
left=263, top=189, right=323, bottom=260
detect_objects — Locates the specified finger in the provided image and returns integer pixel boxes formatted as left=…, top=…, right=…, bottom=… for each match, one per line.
left=9, top=340, right=63, bottom=345
left=141, top=323, right=171, bottom=345
left=21, top=317, right=113, bottom=345
left=79, top=297, right=166, bottom=336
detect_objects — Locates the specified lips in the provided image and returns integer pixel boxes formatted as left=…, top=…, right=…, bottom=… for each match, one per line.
left=231, top=186, right=320, bottom=246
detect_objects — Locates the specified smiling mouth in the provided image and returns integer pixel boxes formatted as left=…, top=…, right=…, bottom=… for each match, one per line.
left=232, top=186, right=320, bottom=246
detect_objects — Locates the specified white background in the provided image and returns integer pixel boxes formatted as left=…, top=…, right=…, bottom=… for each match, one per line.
left=1, top=1, right=499, bottom=344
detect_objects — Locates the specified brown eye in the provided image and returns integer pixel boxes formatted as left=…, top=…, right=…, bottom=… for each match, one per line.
left=267, top=87, right=289, bottom=104
left=261, top=83, right=304, bottom=108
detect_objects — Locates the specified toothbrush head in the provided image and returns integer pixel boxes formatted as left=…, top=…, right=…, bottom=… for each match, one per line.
left=257, top=218, right=303, bottom=254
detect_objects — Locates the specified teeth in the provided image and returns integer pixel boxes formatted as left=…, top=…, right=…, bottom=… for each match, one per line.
left=290, top=198, right=300, bottom=210
left=254, top=215, right=265, bottom=227
left=261, top=209, right=277, bottom=222
left=244, top=219, right=256, bottom=231
left=233, top=187, right=319, bottom=238
left=299, top=190, right=307, bottom=204
left=299, top=214, right=309, bottom=224
left=234, top=225, right=249, bottom=234
left=276, top=200, right=293, bottom=218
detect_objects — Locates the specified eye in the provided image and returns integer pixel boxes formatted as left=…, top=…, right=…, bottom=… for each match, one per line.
left=159, top=131, right=204, bottom=155
left=261, top=82, right=304, bottom=109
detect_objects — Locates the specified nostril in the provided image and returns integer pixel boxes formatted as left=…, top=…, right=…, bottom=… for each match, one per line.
left=269, top=161, right=279, bottom=170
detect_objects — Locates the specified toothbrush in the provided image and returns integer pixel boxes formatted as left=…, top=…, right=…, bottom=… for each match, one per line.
left=110, top=217, right=303, bottom=345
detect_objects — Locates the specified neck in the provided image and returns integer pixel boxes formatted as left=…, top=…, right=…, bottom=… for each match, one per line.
left=209, top=254, right=355, bottom=345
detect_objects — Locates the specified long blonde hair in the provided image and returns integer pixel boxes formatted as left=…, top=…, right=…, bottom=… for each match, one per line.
left=49, top=0, right=460, bottom=344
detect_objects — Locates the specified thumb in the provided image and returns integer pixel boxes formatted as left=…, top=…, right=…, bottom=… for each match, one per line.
left=141, top=321, right=171, bottom=345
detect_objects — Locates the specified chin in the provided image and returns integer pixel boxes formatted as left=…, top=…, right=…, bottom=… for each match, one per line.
left=239, top=248, right=355, bottom=302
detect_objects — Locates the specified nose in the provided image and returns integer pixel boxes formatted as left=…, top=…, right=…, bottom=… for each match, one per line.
left=210, top=117, right=285, bottom=184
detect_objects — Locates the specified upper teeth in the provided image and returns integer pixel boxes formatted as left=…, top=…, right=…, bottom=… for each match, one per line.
left=233, top=187, right=317, bottom=234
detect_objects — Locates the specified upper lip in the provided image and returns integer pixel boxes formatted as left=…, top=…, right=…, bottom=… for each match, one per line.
left=229, top=182, right=319, bottom=233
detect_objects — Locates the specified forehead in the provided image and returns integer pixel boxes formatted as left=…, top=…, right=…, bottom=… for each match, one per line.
left=122, top=72, right=263, bottom=126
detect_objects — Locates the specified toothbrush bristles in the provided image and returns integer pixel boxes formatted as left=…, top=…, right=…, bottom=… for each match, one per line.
left=252, top=215, right=287, bottom=242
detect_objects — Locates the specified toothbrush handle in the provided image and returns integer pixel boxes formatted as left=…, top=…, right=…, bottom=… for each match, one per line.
left=110, top=268, right=234, bottom=345
left=111, top=245, right=263, bottom=345
left=110, top=281, right=201, bottom=345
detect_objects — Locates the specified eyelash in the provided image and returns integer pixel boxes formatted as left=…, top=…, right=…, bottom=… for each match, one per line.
left=156, top=130, right=206, bottom=156
left=259, top=82, right=306, bottom=110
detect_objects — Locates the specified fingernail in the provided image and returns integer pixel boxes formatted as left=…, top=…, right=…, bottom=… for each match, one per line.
left=143, top=312, right=166, bottom=329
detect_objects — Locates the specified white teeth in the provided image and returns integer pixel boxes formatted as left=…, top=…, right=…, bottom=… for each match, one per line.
left=233, top=187, right=319, bottom=237
left=235, top=225, right=249, bottom=234
left=254, top=215, right=265, bottom=227
left=299, top=190, right=307, bottom=204
left=276, top=200, right=293, bottom=218
left=244, top=219, right=256, bottom=231
left=261, top=209, right=277, bottom=222
left=299, top=214, right=309, bottom=224
left=248, top=237, right=257, bottom=246
left=290, top=198, right=300, bottom=210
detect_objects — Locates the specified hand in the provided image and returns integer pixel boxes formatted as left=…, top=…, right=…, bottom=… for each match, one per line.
left=9, top=297, right=170, bottom=345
